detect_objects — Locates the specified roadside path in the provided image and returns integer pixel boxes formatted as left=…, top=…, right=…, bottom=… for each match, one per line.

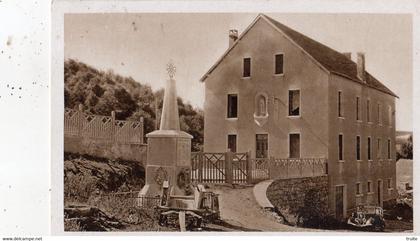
left=253, top=179, right=274, bottom=209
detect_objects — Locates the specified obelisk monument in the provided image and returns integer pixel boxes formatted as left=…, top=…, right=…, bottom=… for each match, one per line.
left=139, top=61, right=193, bottom=199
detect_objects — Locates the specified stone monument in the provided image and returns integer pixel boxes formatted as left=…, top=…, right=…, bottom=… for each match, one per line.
left=139, top=61, right=193, bottom=200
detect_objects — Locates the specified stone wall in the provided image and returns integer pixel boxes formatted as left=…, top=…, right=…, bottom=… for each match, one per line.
left=266, top=176, right=329, bottom=225
left=65, top=136, right=147, bottom=163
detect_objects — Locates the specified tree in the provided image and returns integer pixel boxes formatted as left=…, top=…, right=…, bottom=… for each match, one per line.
left=64, top=59, right=204, bottom=151
left=401, top=135, right=413, bottom=160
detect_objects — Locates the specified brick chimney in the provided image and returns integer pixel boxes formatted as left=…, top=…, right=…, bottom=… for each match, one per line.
left=342, top=52, right=352, bottom=60
left=229, top=29, right=238, bottom=48
left=357, top=52, right=366, bottom=82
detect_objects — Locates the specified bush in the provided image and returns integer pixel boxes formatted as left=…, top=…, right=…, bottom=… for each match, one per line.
left=296, top=188, right=330, bottom=228
left=402, top=135, right=413, bottom=160
left=87, top=194, right=163, bottom=231
left=64, top=218, right=83, bottom=231
left=64, top=173, right=98, bottom=203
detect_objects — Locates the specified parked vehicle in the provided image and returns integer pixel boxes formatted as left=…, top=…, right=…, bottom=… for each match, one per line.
left=398, top=190, right=413, bottom=208
left=347, top=205, right=385, bottom=232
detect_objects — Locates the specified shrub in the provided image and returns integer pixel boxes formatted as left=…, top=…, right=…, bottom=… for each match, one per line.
left=296, top=188, right=329, bottom=228
left=64, top=218, right=83, bottom=231
left=64, top=173, right=98, bottom=203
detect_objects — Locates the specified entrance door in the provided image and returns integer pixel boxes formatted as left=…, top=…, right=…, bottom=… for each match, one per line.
left=335, top=185, right=344, bottom=219
left=256, top=134, right=268, bottom=158
left=377, top=180, right=383, bottom=207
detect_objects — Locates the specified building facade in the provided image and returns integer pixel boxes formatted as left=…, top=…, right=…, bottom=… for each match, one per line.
left=201, top=14, right=397, bottom=218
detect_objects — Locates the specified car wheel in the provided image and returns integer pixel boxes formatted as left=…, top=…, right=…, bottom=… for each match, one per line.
left=373, top=223, right=384, bottom=232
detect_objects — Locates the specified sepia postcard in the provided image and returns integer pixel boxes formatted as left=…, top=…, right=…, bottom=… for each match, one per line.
left=49, top=0, right=415, bottom=235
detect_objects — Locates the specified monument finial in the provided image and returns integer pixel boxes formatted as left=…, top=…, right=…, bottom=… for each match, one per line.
left=166, top=60, right=176, bottom=80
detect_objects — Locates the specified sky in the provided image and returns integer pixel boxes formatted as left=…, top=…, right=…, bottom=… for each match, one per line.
left=64, top=13, right=412, bottom=131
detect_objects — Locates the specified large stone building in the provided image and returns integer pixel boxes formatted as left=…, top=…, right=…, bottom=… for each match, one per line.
left=200, top=14, right=397, bottom=218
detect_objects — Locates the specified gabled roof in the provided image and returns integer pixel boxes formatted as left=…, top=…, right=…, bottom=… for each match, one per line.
left=200, top=14, right=398, bottom=98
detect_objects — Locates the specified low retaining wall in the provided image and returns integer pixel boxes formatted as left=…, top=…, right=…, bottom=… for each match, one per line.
left=266, top=175, right=328, bottom=225
left=65, top=136, right=147, bottom=163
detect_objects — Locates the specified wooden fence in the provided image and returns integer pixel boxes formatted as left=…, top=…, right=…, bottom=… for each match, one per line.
left=191, top=151, right=251, bottom=184
left=64, top=105, right=144, bottom=144
left=191, top=152, right=327, bottom=184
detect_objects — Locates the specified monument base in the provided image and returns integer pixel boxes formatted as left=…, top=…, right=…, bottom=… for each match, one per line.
left=139, top=129, right=193, bottom=204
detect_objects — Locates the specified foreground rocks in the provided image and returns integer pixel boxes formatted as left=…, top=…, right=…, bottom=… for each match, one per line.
left=65, top=205, right=125, bottom=231
left=64, top=152, right=145, bottom=203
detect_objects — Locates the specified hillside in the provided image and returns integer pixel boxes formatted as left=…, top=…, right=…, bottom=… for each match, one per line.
left=64, top=59, right=204, bottom=151
left=64, top=152, right=145, bottom=203
left=64, top=153, right=174, bottom=231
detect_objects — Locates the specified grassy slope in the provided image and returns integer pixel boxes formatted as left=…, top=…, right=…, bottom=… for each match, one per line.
left=64, top=153, right=175, bottom=231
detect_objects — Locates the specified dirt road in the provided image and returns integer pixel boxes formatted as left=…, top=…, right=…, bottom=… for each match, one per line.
left=209, top=184, right=310, bottom=232
left=202, top=184, right=412, bottom=232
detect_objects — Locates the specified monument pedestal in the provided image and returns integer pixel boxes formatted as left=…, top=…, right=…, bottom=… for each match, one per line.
left=140, top=129, right=192, bottom=198
left=139, top=61, right=193, bottom=203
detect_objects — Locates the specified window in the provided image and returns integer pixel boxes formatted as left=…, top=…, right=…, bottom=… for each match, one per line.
left=338, top=134, right=343, bottom=161
left=289, top=133, right=300, bottom=158
left=388, top=105, right=392, bottom=126
left=275, top=54, right=284, bottom=75
left=243, top=57, right=251, bottom=77
left=377, top=138, right=381, bottom=159
left=367, top=181, right=372, bottom=193
left=288, top=90, right=300, bottom=116
left=256, top=134, right=268, bottom=158
left=367, top=99, right=371, bottom=122
left=387, top=179, right=392, bottom=189
left=356, top=136, right=361, bottom=161
left=356, top=183, right=362, bottom=195
left=338, top=91, right=343, bottom=117
left=378, top=103, right=382, bottom=125
left=387, top=139, right=391, bottom=159
left=227, top=94, right=238, bottom=118
left=367, top=137, right=372, bottom=160
left=227, top=134, right=237, bottom=152
left=356, top=97, right=360, bottom=121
